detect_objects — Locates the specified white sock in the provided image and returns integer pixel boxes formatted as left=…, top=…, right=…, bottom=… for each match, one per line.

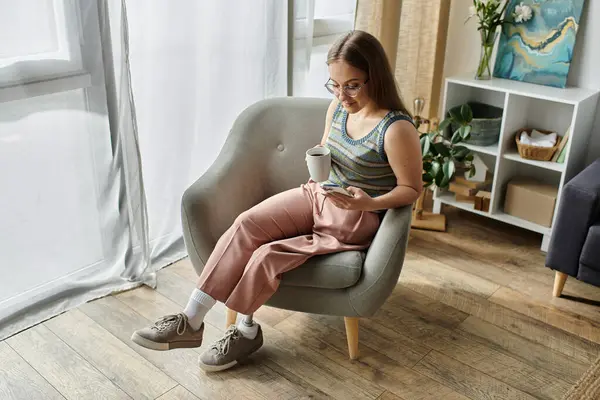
left=236, top=316, right=259, bottom=340
left=183, top=289, right=216, bottom=331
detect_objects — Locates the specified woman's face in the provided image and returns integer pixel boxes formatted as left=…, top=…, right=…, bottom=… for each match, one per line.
left=327, top=61, right=370, bottom=114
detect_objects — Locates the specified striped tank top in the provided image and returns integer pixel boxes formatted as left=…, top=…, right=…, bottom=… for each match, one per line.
left=324, top=103, right=414, bottom=198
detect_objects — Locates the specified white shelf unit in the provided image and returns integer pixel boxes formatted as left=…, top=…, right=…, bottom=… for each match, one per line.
left=433, top=73, right=600, bottom=251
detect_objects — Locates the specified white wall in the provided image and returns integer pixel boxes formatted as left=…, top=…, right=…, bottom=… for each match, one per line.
left=442, top=0, right=600, bottom=165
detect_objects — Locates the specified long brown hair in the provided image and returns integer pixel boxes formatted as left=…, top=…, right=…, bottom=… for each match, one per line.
left=327, top=30, right=411, bottom=117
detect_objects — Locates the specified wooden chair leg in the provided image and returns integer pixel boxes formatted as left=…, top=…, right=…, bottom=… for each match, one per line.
left=226, top=308, right=238, bottom=328
left=344, top=317, right=359, bottom=360
left=553, top=271, right=568, bottom=297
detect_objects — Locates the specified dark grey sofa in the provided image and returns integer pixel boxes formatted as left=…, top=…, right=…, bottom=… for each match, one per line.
left=546, top=159, right=600, bottom=296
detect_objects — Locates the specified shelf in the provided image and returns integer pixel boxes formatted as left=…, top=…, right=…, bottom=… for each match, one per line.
left=436, top=192, right=551, bottom=235
left=503, top=151, right=565, bottom=172
left=491, top=211, right=551, bottom=235
left=435, top=192, right=490, bottom=217
left=447, top=73, right=598, bottom=105
left=462, top=142, right=498, bottom=156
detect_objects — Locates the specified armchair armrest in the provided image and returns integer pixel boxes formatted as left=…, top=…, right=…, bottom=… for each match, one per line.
left=347, top=204, right=413, bottom=316
left=181, top=132, right=265, bottom=274
left=546, top=159, right=600, bottom=276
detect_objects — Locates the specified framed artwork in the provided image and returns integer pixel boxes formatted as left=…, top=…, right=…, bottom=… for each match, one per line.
left=493, top=0, right=585, bottom=88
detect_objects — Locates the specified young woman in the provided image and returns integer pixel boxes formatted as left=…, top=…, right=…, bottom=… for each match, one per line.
left=131, top=30, right=422, bottom=371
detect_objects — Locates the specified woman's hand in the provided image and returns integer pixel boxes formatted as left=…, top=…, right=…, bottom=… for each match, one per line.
left=325, top=186, right=376, bottom=211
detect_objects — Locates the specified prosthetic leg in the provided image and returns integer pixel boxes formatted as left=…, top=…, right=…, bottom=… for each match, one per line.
left=225, top=309, right=255, bottom=329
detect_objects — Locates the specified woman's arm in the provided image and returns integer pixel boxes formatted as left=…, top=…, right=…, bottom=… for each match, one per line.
left=370, top=120, right=423, bottom=209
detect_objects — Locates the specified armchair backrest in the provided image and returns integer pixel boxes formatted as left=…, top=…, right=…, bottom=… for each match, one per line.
left=224, top=97, right=330, bottom=197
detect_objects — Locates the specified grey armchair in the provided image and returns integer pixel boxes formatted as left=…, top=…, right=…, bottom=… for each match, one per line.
left=546, top=159, right=600, bottom=296
left=181, top=97, right=412, bottom=359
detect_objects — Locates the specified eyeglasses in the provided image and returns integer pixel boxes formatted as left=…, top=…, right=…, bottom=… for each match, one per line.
left=324, top=78, right=369, bottom=97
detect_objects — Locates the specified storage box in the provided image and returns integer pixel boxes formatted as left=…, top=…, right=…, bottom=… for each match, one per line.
left=503, top=177, right=558, bottom=227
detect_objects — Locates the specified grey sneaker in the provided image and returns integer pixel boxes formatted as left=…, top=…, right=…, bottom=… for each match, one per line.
left=199, top=324, right=263, bottom=371
left=131, top=313, right=203, bottom=350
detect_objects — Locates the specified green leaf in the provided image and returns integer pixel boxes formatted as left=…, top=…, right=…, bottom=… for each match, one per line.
left=465, top=154, right=474, bottom=162
left=451, top=145, right=471, bottom=162
left=423, top=161, right=432, bottom=171
left=451, top=129, right=462, bottom=144
left=443, top=159, right=456, bottom=183
left=431, top=160, right=441, bottom=179
left=438, top=118, right=451, bottom=132
left=433, top=142, right=451, bottom=157
left=469, top=165, right=477, bottom=178
left=434, top=169, right=444, bottom=187
left=422, top=172, right=433, bottom=183
left=461, top=104, right=473, bottom=123
left=420, top=135, right=431, bottom=156
left=428, top=131, right=438, bottom=141
left=461, top=125, right=472, bottom=139
left=449, top=107, right=464, bottom=124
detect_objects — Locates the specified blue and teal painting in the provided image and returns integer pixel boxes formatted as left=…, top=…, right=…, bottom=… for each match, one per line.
left=493, top=0, right=585, bottom=88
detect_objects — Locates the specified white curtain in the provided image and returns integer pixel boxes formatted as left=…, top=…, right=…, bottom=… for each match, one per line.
left=0, top=0, right=288, bottom=341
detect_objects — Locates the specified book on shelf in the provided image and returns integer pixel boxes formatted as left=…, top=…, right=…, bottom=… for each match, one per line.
left=552, top=126, right=570, bottom=163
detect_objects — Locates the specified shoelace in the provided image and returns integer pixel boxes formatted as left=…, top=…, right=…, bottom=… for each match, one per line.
left=154, top=313, right=188, bottom=336
left=211, top=326, right=241, bottom=355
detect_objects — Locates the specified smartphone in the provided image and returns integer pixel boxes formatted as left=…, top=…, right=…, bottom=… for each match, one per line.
left=320, top=182, right=354, bottom=197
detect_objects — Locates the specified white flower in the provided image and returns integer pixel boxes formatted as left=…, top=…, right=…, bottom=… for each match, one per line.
left=514, top=2, right=533, bottom=23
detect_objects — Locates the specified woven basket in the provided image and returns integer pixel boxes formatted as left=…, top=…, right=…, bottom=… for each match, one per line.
left=515, top=128, right=561, bottom=161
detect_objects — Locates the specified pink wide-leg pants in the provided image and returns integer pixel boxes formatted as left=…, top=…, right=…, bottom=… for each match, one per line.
left=196, top=181, right=380, bottom=315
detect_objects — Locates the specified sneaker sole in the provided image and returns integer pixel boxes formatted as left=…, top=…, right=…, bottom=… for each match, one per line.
left=131, top=332, right=202, bottom=350
left=198, top=337, right=263, bottom=372
left=198, top=359, right=238, bottom=372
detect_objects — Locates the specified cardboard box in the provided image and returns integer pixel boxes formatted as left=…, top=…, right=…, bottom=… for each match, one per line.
left=503, top=177, right=558, bottom=227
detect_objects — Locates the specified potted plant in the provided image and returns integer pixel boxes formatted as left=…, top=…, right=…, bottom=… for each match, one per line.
left=412, top=103, right=477, bottom=231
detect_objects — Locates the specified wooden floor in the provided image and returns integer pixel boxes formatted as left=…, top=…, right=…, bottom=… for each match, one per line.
left=2, top=208, right=600, bottom=400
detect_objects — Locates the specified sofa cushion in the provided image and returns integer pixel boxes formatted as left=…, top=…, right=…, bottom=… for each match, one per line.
left=581, top=222, right=600, bottom=274
left=280, top=251, right=365, bottom=289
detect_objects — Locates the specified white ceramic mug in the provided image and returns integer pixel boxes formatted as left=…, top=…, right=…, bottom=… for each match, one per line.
left=305, top=146, right=331, bottom=182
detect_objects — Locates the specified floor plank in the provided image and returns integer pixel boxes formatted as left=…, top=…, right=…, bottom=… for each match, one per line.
left=352, top=302, right=570, bottom=400
left=398, top=252, right=600, bottom=365
left=156, top=385, right=200, bottom=400
left=0, top=342, right=65, bottom=400
left=377, top=392, right=405, bottom=400
left=458, top=316, right=588, bottom=385
left=45, top=309, right=177, bottom=400
left=5, top=324, right=130, bottom=400
left=386, top=285, right=469, bottom=329
left=490, top=286, right=600, bottom=344
left=80, top=296, right=263, bottom=400
left=414, top=351, right=538, bottom=400
left=257, top=322, right=385, bottom=400
left=114, top=285, right=327, bottom=400
left=277, top=313, right=471, bottom=400
left=410, top=236, right=600, bottom=342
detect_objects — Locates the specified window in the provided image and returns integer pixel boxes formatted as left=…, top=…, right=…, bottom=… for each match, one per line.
left=0, top=0, right=90, bottom=101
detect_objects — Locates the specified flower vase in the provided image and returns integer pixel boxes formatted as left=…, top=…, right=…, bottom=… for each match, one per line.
left=475, top=30, right=498, bottom=80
